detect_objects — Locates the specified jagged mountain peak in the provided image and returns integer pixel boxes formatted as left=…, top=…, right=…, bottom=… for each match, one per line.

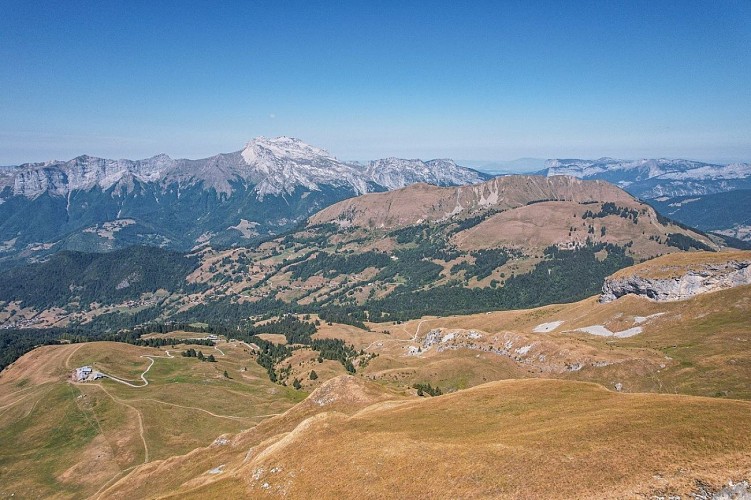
left=4, top=136, right=490, bottom=202
left=241, top=136, right=336, bottom=166
left=0, top=136, right=497, bottom=266
left=148, top=153, right=172, bottom=162
left=364, top=157, right=489, bottom=191
left=238, top=136, right=367, bottom=198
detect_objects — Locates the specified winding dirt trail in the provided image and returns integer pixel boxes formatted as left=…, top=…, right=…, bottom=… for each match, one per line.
left=103, top=357, right=154, bottom=388
left=91, top=464, right=140, bottom=500
left=124, top=397, right=253, bottom=421
left=393, top=318, right=430, bottom=343
left=95, top=383, right=149, bottom=463
left=409, top=319, right=429, bottom=341
left=239, top=341, right=259, bottom=351
left=98, top=352, right=176, bottom=388
left=64, top=343, right=86, bottom=370
left=364, top=318, right=432, bottom=351
left=0, top=387, right=38, bottom=411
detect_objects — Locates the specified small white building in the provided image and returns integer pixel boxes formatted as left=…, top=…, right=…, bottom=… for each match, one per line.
left=74, top=366, right=104, bottom=382
left=75, top=366, right=93, bottom=380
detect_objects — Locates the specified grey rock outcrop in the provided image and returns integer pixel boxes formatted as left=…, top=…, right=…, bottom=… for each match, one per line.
left=600, top=260, right=751, bottom=303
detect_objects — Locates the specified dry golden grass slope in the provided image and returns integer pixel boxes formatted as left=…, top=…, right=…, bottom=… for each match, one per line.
left=0, top=338, right=306, bottom=499
left=235, top=253, right=751, bottom=405
left=336, top=251, right=751, bottom=400
left=311, top=175, right=638, bottom=229
left=2, top=251, right=750, bottom=499
left=610, top=249, right=751, bottom=279
left=101, top=376, right=751, bottom=499
left=99, top=252, right=751, bottom=498
left=98, top=376, right=405, bottom=499
left=307, top=174, right=717, bottom=263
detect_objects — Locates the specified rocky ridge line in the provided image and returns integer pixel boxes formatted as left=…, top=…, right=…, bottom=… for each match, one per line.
left=600, top=259, right=751, bottom=303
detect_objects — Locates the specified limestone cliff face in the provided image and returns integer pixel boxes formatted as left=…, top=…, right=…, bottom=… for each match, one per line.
left=6, top=137, right=488, bottom=200
left=600, top=259, right=751, bottom=302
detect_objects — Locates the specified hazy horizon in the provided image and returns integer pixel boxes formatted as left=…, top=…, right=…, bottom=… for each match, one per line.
left=2, top=140, right=747, bottom=169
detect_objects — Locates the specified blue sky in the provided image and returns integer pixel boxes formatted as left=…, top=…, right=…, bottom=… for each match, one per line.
left=1, top=0, right=749, bottom=164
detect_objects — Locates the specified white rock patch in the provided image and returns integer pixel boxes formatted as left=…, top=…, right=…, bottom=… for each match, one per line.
left=575, top=325, right=643, bottom=338
left=208, top=465, right=225, bottom=474
left=515, top=344, right=533, bottom=355
left=614, top=327, right=643, bottom=338
left=577, top=325, right=613, bottom=337
left=211, top=436, right=230, bottom=447
left=533, top=321, right=564, bottom=333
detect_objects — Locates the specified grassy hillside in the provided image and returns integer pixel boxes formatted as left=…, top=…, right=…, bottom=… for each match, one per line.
left=102, top=377, right=751, bottom=499
left=2, top=251, right=750, bottom=498
left=0, top=338, right=305, bottom=498
left=1, top=175, right=727, bottom=332
left=167, top=194, right=716, bottom=326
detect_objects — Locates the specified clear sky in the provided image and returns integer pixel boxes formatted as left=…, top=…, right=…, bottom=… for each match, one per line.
left=1, top=0, right=749, bottom=164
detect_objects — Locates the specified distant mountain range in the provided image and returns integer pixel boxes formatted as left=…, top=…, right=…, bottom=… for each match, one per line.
left=0, top=136, right=489, bottom=200
left=459, top=158, right=548, bottom=174
left=542, top=157, right=751, bottom=198
left=647, top=189, right=751, bottom=243
left=2, top=141, right=749, bottom=270
left=0, top=137, right=489, bottom=267
left=541, top=157, right=751, bottom=240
